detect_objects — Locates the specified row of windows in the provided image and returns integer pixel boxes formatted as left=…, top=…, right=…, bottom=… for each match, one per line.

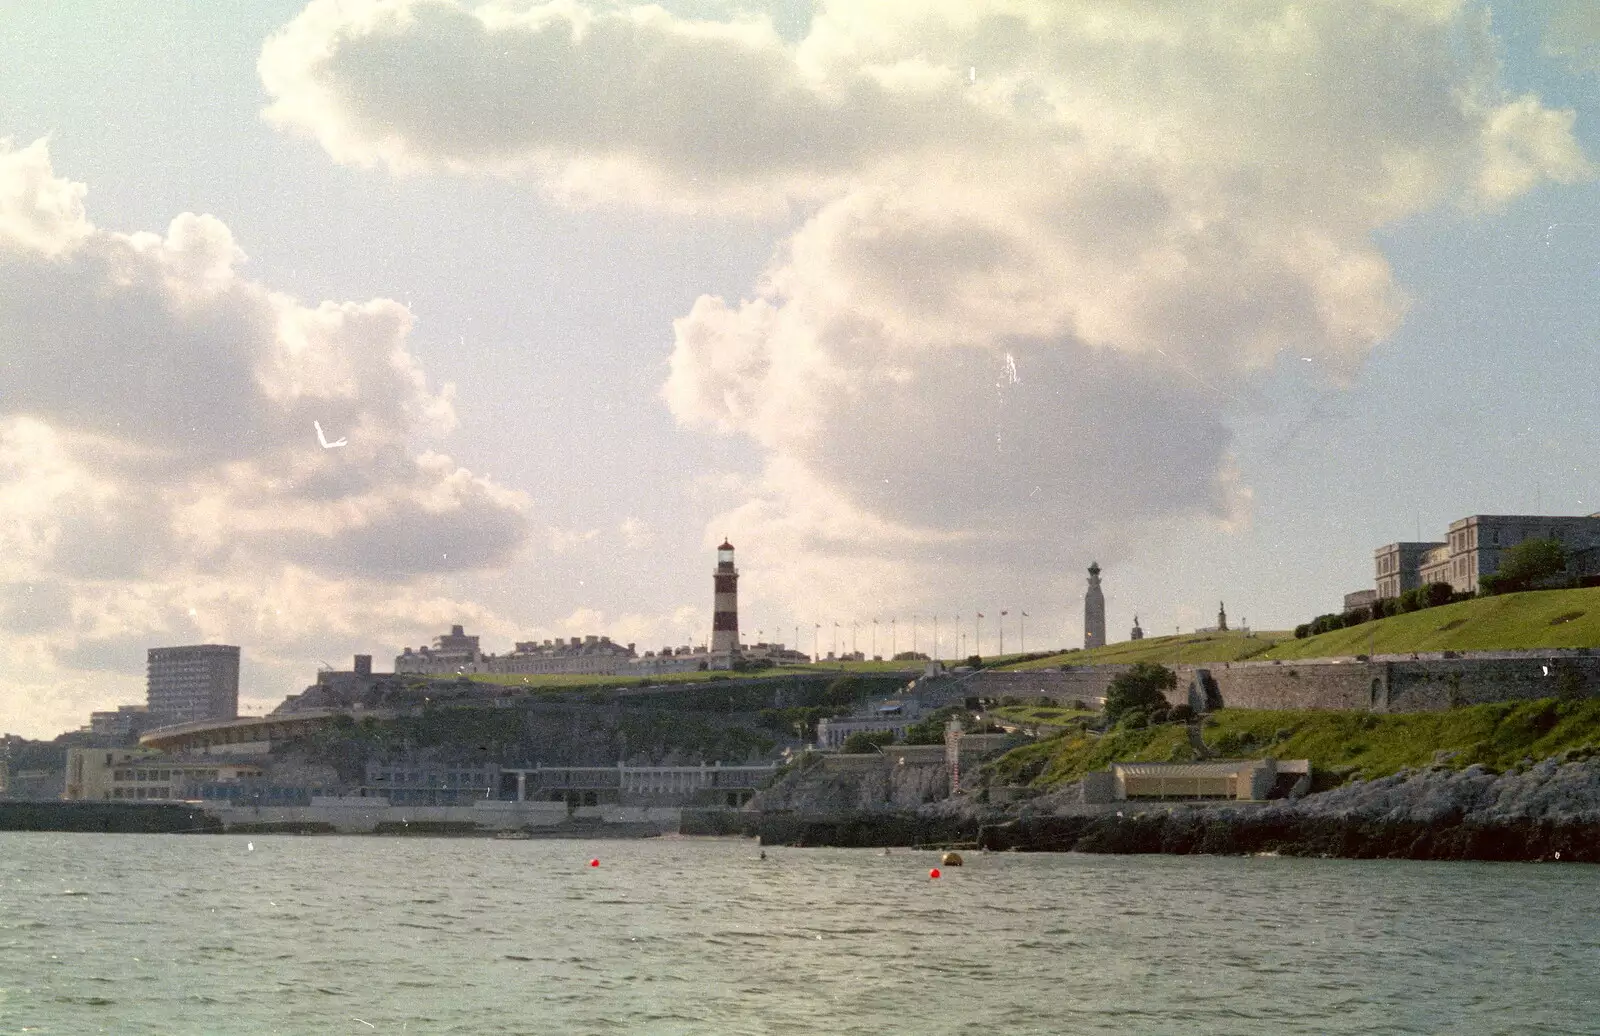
left=110, top=787, right=171, bottom=799
left=113, top=768, right=228, bottom=782
left=368, top=770, right=494, bottom=787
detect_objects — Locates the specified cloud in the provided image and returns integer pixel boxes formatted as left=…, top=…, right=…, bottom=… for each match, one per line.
left=260, top=0, right=995, bottom=211
left=0, top=139, right=533, bottom=736
left=262, top=0, right=1594, bottom=620
left=618, top=518, right=655, bottom=550
left=546, top=525, right=601, bottom=554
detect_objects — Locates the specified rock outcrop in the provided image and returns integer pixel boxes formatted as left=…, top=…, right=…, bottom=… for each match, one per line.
left=750, top=755, right=951, bottom=813
left=976, top=759, right=1600, bottom=861
left=752, top=758, right=1600, bottom=860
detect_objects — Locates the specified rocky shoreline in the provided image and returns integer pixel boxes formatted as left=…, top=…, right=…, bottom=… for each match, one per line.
left=755, top=758, right=1600, bottom=862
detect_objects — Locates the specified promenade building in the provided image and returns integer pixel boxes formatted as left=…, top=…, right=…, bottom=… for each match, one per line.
left=362, top=761, right=500, bottom=805
left=65, top=747, right=263, bottom=801
left=146, top=645, right=239, bottom=726
left=1375, top=513, right=1600, bottom=598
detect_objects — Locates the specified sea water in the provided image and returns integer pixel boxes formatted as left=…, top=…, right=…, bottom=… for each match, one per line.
left=1, top=833, right=1597, bottom=1035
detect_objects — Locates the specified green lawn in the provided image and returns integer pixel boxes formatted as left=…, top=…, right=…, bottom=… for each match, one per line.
left=987, top=699, right=1600, bottom=788
left=989, top=704, right=1097, bottom=728
left=1261, top=587, right=1600, bottom=658
left=1002, top=630, right=1289, bottom=669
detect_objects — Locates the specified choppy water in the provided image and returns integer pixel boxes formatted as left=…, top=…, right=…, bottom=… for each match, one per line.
left=1, top=834, right=1597, bottom=1035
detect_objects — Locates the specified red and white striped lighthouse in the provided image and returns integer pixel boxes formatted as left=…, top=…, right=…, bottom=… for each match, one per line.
left=711, top=540, right=739, bottom=657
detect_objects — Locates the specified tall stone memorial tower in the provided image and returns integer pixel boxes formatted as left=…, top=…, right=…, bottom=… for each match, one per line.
left=711, top=540, right=740, bottom=658
left=1083, top=562, right=1106, bottom=650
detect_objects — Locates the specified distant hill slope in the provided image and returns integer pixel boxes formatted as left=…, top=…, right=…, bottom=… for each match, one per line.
left=1001, top=630, right=1288, bottom=669
left=998, top=588, right=1600, bottom=670
left=988, top=699, right=1600, bottom=789
left=1260, top=587, right=1600, bottom=659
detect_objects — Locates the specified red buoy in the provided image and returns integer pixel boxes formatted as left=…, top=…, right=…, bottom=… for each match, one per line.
left=589, top=858, right=600, bottom=868
left=929, top=868, right=941, bottom=879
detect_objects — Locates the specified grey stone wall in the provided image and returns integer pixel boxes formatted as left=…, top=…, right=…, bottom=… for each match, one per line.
left=968, top=668, right=1128, bottom=705
left=1156, top=651, right=1600, bottom=714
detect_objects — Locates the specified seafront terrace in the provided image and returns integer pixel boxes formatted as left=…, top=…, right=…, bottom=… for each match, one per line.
left=503, top=763, right=778, bottom=806
left=138, top=709, right=367, bottom=755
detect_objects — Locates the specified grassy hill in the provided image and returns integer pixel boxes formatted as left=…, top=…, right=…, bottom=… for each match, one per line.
left=1001, top=630, right=1289, bottom=669
left=988, top=699, right=1600, bottom=789
left=994, top=588, right=1600, bottom=671
left=1260, top=587, right=1600, bottom=659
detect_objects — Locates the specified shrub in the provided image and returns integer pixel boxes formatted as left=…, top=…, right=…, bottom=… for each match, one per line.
left=903, top=706, right=964, bottom=745
left=1103, top=662, right=1177, bottom=724
left=840, top=730, right=895, bottom=754
left=1294, top=623, right=1310, bottom=639
left=1399, top=587, right=1423, bottom=613
left=1308, top=613, right=1345, bottom=636
left=1483, top=538, right=1568, bottom=595
left=1168, top=703, right=1195, bottom=724
left=1422, top=581, right=1455, bottom=608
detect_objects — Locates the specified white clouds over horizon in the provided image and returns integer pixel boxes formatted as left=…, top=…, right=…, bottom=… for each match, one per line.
left=0, top=137, right=535, bottom=736
left=260, top=0, right=1592, bottom=621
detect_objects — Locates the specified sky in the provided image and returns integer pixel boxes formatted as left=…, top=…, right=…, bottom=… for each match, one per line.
left=0, top=0, right=1596, bottom=738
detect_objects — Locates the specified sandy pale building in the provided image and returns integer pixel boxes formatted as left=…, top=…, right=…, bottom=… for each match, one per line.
left=1375, top=513, right=1600, bottom=598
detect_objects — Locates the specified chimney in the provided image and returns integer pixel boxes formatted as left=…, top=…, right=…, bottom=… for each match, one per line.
left=354, top=654, right=372, bottom=677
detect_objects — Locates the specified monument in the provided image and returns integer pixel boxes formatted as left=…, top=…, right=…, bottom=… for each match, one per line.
left=1084, top=563, right=1106, bottom=650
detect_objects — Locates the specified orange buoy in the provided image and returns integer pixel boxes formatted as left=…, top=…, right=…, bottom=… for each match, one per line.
left=929, top=867, right=941, bottom=879
left=589, top=858, right=600, bottom=868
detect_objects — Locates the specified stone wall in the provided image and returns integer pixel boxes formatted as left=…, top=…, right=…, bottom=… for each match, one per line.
left=1157, top=651, right=1600, bottom=714
left=967, top=668, right=1127, bottom=706
left=1386, top=656, right=1600, bottom=710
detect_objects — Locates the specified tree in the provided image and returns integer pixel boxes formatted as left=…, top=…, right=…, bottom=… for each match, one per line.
left=1484, top=537, right=1568, bottom=594
left=1422, top=581, right=1454, bottom=608
left=840, top=730, right=895, bottom=754
left=903, top=706, right=964, bottom=745
left=1103, top=662, right=1177, bottom=724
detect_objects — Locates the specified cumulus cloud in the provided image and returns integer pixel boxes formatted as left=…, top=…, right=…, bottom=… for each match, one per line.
left=262, top=0, right=1593, bottom=618
left=0, top=139, right=532, bottom=735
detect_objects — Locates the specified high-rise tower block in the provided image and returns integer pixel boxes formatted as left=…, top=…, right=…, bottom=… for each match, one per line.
left=711, top=540, right=740, bottom=656
left=1084, top=563, right=1106, bottom=650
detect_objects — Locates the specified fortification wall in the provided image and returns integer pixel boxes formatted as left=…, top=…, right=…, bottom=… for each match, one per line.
left=1167, top=662, right=1375, bottom=712
left=969, top=668, right=1126, bottom=705
left=1158, top=652, right=1600, bottom=714
left=1386, top=656, right=1600, bottom=710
